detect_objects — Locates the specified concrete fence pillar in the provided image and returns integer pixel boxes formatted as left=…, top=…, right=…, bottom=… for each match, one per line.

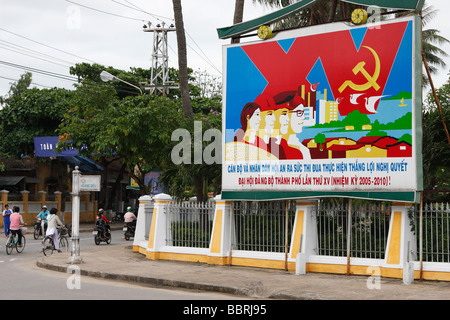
left=39, top=190, right=47, bottom=207
left=146, top=193, right=172, bottom=260
left=21, top=190, right=29, bottom=214
left=207, top=194, right=232, bottom=266
left=293, top=200, right=318, bottom=275
left=1, top=190, right=9, bottom=207
left=133, top=195, right=154, bottom=253
left=385, top=202, right=416, bottom=283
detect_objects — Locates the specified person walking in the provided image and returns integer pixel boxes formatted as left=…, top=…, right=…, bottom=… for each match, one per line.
left=2, top=204, right=12, bottom=237
left=46, top=208, right=63, bottom=252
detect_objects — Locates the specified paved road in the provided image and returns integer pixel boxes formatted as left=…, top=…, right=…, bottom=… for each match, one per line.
left=0, top=230, right=245, bottom=300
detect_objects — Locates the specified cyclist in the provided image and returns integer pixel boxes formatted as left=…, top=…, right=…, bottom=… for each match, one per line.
left=9, top=206, right=25, bottom=247
left=46, top=208, right=63, bottom=252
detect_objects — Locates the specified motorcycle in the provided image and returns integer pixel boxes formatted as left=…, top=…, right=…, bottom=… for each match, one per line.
left=93, top=223, right=111, bottom=245
left=123, top=222, right=136, bottom=241
left=33, top=219, right=47, bottom=240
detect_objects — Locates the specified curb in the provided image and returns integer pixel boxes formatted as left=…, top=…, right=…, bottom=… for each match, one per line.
left=36, top=259, right=246, bottom=298
left=35, top=258, right=300, bottom=299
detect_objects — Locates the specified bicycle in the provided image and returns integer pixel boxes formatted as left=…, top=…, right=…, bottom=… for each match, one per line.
left=42, top=226, right=70, bottom=256
left=5, top=227, right=26, bottom=255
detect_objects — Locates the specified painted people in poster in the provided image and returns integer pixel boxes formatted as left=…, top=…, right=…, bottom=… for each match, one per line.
left=223, top=17, right=421, bottom=194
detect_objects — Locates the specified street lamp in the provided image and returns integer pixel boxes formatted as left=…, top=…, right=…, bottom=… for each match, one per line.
left=100, top=70, right=143, bottom=95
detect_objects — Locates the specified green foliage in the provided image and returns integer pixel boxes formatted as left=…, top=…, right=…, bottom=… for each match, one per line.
left=314, top=133, right=326, bottom=151
left=422, top=79, right=450, bottom=201
left=170, top=220, right=213, bottom=248
left=0, top=88, right=73, bottom=157
left=0, top=61, right=223, bottom=200
left=159, top=110, right=222, bottom=202
left=0, top=72, right=32, bottom=106
left=57, top=82, right=185, bottom=194
left=69, top=63, right=146, bottom=98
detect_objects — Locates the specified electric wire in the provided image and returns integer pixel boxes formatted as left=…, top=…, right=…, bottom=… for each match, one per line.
left=0, top=75, right=53, bottom=89
left=0, top=39, right=76, bottom=66
left=185, top=31, right=221, bottom=74
left=105, top=0, right=221, bottom=74
left=0, top=42, right=73, bottom=68
left=0, top=60, right=77, bottom=82
left=110, top=0, right=173, bottom=22
left=0, top=27, right=96, bottom=64
left=0, top=2, right=220, bottom=94
left=0, top=65, right=141, bottom=96
left=65, top=0, right=146, bottom=22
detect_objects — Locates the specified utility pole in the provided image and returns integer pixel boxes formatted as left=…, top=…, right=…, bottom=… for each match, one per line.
left=68, top=166, right=82, bottom=264
left=142, top=21, right=179, bottom=95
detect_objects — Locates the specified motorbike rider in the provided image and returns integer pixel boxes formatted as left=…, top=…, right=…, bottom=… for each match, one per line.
left=96, top=208, right=111, bottom=239
left=122, top=207, right=137, bottom=239
left=36, top=205, right=49, bottom=237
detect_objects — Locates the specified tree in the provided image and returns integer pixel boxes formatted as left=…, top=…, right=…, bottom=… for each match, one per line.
left=0, top=87, right=72, bottom=158
left=419, top=3, right=450, bottom=87
left=232, top=0, right=245, bottom=43
left=172, top=0, right=194, bottom=120
left=314, top=133, right=326, bottom=151
left=160, top=103, right=222, bottom=202
left=70, top=63, right=147, bottom=98
left=57, top=82, right=184, bottom=196
left=422, top=78, right=450, bottom=201
left=0, top=72, right=32, bottom=106
left=247, top=0, right=363, bottom=30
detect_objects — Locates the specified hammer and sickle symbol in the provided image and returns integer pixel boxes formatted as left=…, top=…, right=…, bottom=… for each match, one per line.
left=338, top=46, right=381, bottom=93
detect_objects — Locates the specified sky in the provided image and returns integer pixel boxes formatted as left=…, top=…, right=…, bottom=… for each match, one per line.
left=0, top=0, right=449, bottom=98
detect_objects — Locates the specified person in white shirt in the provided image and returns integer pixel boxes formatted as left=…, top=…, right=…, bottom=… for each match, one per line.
left=122, top=207, right=137, bottom=239
left=124, top=207, right=137, bottom=224
left=46, top=208, right=63, bottom=252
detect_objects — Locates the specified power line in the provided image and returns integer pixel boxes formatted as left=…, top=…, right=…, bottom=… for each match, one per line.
left=185, top=31, right=221, bottom=74
left=110, top=0, right=173, bottom=22
left=66, top=0, right=146, bottom=22
left=0, top=42, right=74, bottom=68
left=0, top=60, right=78, bottom=82
left=0, top=39, right=76, bottom=66
left=0, top=59, right=145, bottom=95
left=0, top=27, right=96, bottom=64
left=0, top=75, right=54, bottom=89
left=116, top=1, right=220, bottom=74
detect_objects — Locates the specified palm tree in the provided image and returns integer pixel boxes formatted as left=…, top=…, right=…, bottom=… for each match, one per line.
left=172, top=0, right=194, bottom=120
left=232, top=0, right=245, bottom=43
left=419, top=2, right=449, bottom=86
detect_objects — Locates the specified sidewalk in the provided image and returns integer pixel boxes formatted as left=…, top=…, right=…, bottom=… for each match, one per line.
left=36, top=224, right=450, bottom=300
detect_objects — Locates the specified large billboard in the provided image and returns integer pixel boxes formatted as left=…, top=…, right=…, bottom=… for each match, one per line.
left=221, top=16, right=422, bottom=202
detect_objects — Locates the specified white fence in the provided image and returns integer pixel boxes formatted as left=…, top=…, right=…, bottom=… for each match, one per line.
left=166, top=201, right=215, bottom=248
left=413, top=202, right=450, bottom=263
left=134, top=194, right=450, bottom=281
